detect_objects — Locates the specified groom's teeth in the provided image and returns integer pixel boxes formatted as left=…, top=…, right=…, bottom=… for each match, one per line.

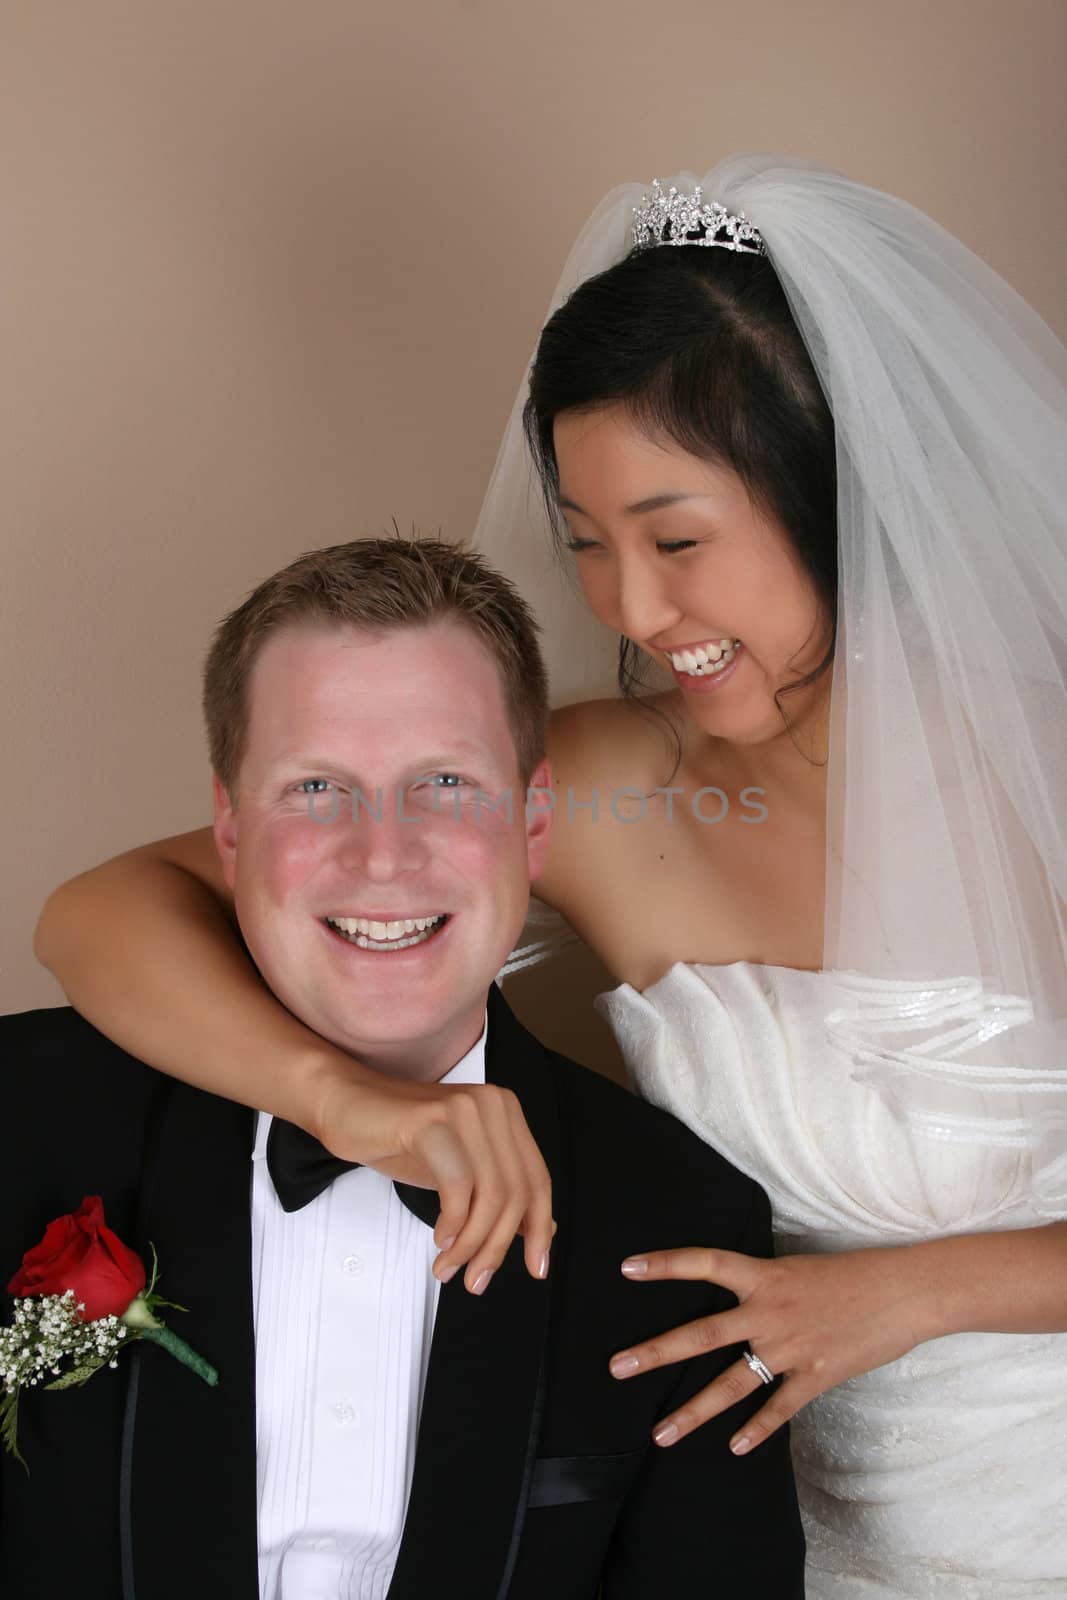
left=325, top=913, right=447, bottom=949
left=328, top=914, right=443, bottom=936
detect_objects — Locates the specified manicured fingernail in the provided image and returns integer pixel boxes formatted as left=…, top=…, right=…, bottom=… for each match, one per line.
left=731, top=1435, right=752, bottom=1456
left=438, top=1234, right=456, bottom=1251
left=471, top=1269, right=493, bottom=1296
left=653, top=1422, right=679, bottom=1447
left=621, top=1257, right=649, bottom=1277
left=437, top=1263, right=459, bottom=1284
left=538, top=1249, right=550, bottom=1280
left=610, top=1354, right=640, bottom=1378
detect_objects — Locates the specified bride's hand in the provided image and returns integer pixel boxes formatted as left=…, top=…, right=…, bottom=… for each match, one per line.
left=313, top=1065, right=555, bottom=1294
left=608, top=1244, right=932, bottom=1452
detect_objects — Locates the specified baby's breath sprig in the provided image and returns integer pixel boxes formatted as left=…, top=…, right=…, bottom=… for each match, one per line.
left=0, top=1290, right=128, bottom=1468
left=1, top=1243, right=218, bottom=1471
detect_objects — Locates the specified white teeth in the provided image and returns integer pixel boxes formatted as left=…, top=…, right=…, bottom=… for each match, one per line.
left=326, top=914, right=445, bottom=947
left=355, top=931, right=429, bottom=951
left=666, top=639, right=740, bottom=675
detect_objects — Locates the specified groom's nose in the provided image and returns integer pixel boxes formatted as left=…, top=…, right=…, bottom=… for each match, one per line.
left=334, top=794, right=431, bottom=884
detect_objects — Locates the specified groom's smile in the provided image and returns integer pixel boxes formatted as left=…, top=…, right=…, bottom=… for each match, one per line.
left=323, top=910, right=451, bottom=951
left=212, top=617, right=552, bottom=1083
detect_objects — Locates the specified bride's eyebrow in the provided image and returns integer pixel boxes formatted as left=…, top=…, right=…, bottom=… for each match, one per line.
left=558, top=492, right=712, bottom=516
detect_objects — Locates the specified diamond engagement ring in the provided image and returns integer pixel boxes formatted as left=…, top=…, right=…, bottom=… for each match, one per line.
left=744, top=1348, right=775, bottom=1385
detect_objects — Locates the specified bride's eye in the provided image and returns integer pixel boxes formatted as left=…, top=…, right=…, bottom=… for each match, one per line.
left=564, top=537, right=600, bottom=554
left=657, top=540, right=698, bottom=554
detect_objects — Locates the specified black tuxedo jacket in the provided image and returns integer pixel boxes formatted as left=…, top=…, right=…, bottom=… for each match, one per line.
left=0, top=988, right=804, bottom=1598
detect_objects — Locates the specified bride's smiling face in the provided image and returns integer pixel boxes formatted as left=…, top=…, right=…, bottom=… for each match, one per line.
left=553, top=404, right=832, bottom=746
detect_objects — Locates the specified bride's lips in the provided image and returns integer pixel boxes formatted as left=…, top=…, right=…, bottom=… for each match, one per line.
left=668, top=642, right=745, bottom=693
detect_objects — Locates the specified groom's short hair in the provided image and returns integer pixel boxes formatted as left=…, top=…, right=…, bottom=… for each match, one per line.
left=203, top=536, right=549, bottom=800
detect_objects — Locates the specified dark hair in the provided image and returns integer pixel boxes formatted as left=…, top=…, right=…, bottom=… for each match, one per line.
left=203, top=536, right=548, bottom=799
left=523, top=244, right=838, bottom=725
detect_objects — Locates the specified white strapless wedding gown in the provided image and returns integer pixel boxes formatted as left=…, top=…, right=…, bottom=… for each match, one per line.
left=597, top=962, right=1067, bottom=1598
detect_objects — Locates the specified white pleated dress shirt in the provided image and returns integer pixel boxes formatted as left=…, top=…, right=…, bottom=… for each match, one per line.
left=251, top=1021, right=486, bottom=1600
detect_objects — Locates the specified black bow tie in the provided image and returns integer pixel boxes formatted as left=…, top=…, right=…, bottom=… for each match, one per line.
left=265, top=1116, right=440, bottom=1229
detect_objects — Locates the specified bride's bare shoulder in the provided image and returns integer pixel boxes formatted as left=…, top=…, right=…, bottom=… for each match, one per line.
left=546, top=692, right=681, bottom=790
left=536, top=692, right=687, bottom=926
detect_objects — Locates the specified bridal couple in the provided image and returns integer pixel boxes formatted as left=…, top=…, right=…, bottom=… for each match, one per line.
left=7, top=156, right=1067, bottom=1597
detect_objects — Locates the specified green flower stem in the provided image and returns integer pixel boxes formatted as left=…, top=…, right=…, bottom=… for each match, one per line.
left=138, top=1326, right=219, bottom=1387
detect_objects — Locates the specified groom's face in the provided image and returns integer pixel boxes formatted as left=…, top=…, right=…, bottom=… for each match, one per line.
left=213, top=619, right=552, bottom=1081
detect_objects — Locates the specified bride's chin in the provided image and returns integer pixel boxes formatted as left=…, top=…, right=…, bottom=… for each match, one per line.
left=683, top=682, right=819, bottom=750
left=688, top=704, right=779, bottom=746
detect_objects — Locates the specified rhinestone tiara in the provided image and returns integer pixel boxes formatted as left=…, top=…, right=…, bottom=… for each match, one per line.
left=631, top=179, right=765, bottom=256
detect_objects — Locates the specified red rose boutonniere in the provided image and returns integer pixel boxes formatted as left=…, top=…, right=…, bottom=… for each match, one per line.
left=2, top=1195, right=218, bottom=1468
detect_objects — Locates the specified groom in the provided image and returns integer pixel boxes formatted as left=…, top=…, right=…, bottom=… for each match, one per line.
left=0, top=538, right=804, bottom=1598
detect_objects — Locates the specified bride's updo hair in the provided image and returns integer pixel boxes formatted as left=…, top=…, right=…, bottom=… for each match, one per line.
left=524, top=245, right=838, bottom=702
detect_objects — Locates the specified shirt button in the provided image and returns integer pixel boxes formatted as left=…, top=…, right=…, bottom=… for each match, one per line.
left=342, top=1254, right=365, bottom=1277
left=333, top=1402, right=356, bottom=1426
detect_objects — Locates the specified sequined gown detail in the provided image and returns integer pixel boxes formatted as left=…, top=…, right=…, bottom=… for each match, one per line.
left=597, top=961, right=1067, bottom=1598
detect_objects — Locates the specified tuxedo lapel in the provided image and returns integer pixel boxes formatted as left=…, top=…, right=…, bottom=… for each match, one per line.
left=388, top=988, right=564, bottom=1600
left=122, top=1078, right=259, bottom=1600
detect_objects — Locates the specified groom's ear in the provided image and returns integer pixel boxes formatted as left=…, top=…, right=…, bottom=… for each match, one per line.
left=212, top=772, right=239, bottom=891
left=525, top=757, right=554, bottom=879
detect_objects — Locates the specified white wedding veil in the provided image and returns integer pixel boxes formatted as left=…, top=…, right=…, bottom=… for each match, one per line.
left=476, top=156, right=1067, bottom=1217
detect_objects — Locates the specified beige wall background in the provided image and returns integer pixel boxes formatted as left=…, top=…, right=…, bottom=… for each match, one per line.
left=4, top=0, right=1066, bottom=1064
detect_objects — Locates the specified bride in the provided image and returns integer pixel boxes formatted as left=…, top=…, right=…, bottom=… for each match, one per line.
left=36, top=157, right=1067, bottom=1594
